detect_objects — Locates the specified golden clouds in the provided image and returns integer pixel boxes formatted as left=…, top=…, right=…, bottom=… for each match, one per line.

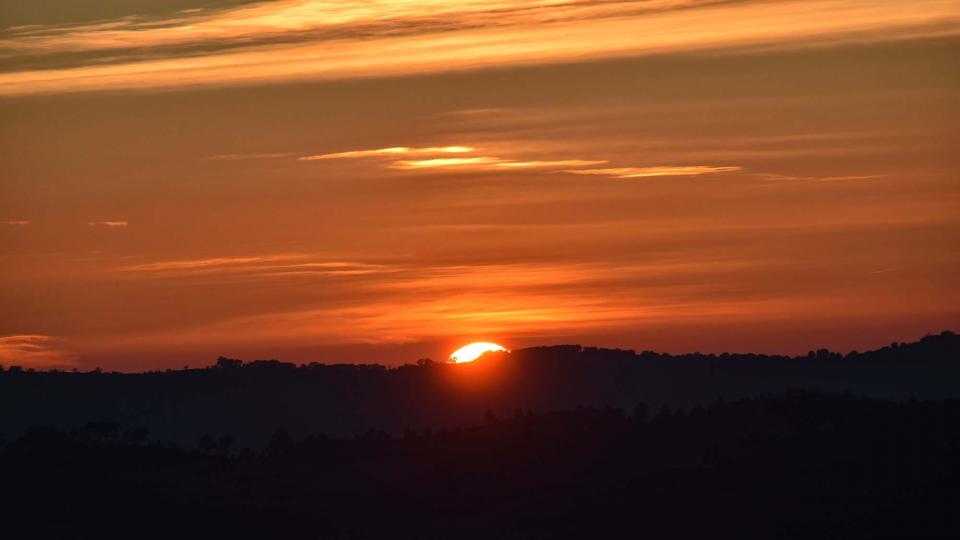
left=388, top=158, right=609, bottom=170
left=117, top=254, right=392, bottom=282
left=299, top=146, right=474, bottom=161
left=1, top=1, right=957, bottom=95
left=298, top=143, right=734, bottom=178
left=493, top=160, right=607, bottom=169
left=2, top=4, right=957, bottom=370
left=389, top=157, right=507, bottom=169
left=102, top=258, right=773, bottom=348
left=299, top=145, right=609, bottom=171
left=88, top=221, right=129, bottom=227
left=120, top=254, right=310, bottom=273
left=563, top=166, right=743, bottom=178
left=0, top=1, right=730, bottom=57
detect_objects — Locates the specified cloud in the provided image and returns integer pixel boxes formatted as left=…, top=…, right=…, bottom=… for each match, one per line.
left=562, top=165, right=742, bottom=178
left=121, top=254, right=310, bottom=272
left=2, top=220, right=31, bottom=226
left=493, top=160, right=608, bottom=169
left=112, top=258, right=799, bottom=348
left=255, top=261, right=393, bottom=278
left=299, top=146, right=473, bottom=161
left=0, top=1, right=734, bottom=57
left=389, top=157, right=608, bottom=170
left=119, top=254, right=391, bottom=280
left=756, top=173, right=888, bottom=183
left=388, top=156, right=505, bottom=169
left=299, top=144, right=607, bottom=173
left=0, top=0, right=956, bottom=95
left=297, top=141, right=738, bottom=178
left=0, top=335, right=76, bottom=368
left=88, top=220, right=128, bottom=227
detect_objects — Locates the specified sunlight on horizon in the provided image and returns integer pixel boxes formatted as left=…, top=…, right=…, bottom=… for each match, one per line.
left=449, top=342, right=508, bottom=363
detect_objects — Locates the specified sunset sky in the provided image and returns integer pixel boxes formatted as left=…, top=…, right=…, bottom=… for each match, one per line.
left=1, top=0, right=958, bottom=370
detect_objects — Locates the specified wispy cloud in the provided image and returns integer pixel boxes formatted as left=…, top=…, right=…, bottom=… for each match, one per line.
left=756, top=173, right=889, bottom=183
left=0, top=1, right=733, bottom=56
left=119, top=254, right=392, bottom=280
left=113, top=258, right=805, bottom=348
left=297, top=144, right=608, bottom=172
left=562, top=165, right=742, bottom=178
left=299, top=146, right=474, bottom=161
left=1, top=1, right=956, bottom=95
left=88, top=221, right=128, bottom=227
left=0, top=335, right=75, bottom=368
left=256, top=261, right=393, bottom=277
left=388, top=156, right=504, bottom=169
left=389, top=157, right=607, bottom=170
left=121, top=254, right=310, bottom=272
left=493, top=159, right=608, bottom=169
left=2, top=220, right=31, bottom=226
left=297, top=142, right=738, bottom=178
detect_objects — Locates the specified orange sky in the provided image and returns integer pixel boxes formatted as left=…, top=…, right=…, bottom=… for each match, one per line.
left=1, top=1, right=958, bottom=369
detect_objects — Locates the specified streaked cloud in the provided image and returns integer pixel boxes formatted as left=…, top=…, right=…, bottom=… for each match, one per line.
left=297, top=144, right=608, bottom=173
left=121, top=254, right=310, bottom=272
left=300, top=141, right=741, bottom=179
left=0, top=335, right=75, bottom=368
left=119, top=254, right=391, bottom=280
left=756, top=173, right=889, bottom=183
left=388, top=156, right=505, bottom=169
left=109, top=255, right=774, bottom=342
left=88, top=221, right=129, bottom=227
left=493, top=160, right=608, bottom=169
left=2, top=220, right=31, bottom=226
left=1, top=0, right=956, bottom=95
left=256, top=261, right=391, bottom=277
left=0, top=1, right=738, bottom=57
left=563, top=165, right=742, bottom=178
left=389, top=157, right=608, bottom=171
left=105, top=257, right=854, bottom=349
left=299, top=146, right=473, bottom=161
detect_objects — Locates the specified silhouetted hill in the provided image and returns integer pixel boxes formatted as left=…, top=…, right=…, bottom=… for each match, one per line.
left=1, top=331, right=957, bottom=448
left=2, top=391, right=958, bottom=539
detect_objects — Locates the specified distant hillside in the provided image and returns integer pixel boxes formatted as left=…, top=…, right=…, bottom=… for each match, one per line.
left=1, top=331, right=957, bottom=447
left=3, top=391, right=958, bottom=539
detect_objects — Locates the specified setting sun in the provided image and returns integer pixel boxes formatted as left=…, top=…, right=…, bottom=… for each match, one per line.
left=449, top=342, right=507, bottom=363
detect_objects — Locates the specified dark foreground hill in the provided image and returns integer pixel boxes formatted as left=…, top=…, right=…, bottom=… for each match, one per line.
left=2, top=391, right=958, bottom=539
left=1, top=331, right=958, bottom=447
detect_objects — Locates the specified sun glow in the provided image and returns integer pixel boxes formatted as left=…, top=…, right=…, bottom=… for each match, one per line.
left=449, top=342, right=507, bottom=363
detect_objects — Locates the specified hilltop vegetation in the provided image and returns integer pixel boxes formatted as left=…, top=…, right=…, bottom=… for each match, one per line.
left=1, top=331, right=957, bottom=447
